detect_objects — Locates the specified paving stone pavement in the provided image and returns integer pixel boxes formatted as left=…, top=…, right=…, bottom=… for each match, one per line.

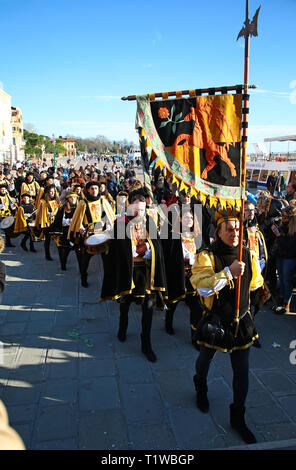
left=0, top=240, right=296, bottom=450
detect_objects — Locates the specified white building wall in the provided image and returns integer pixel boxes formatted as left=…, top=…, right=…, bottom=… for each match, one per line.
left=0, top=89, right=13, bottom=163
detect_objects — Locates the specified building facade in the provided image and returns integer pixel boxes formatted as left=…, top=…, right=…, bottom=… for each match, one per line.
left=58, top=137, right=76, bottom=157
left=11, top=106, right=25, bottom=162
left=0, top=89, right=13, bottom=164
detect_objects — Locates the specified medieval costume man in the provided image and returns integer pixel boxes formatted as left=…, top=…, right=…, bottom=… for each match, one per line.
left=190, top=208, right=263, bottom=444
left=35, top=184, right=61, bottom=260
left=20, top=172, right=40, bottom=208
left=68, top=180, right=115, bottom=287
left=14, top=193, right=37, bottom=252
left=100, top=193, right=167, bottom=362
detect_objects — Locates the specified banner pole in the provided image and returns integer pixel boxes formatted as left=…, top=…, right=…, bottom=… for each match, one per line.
left=234, top=0, right=250, bottom=337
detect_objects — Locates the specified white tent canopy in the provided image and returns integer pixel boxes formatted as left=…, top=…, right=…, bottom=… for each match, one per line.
left=264, top=135, right=296, bottom=142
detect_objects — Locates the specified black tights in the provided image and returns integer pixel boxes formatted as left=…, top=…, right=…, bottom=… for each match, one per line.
left=119, top=296, right=154, bottom=338
left=44, top=231, right=52, bottom=257
left=195, top=346, right=250, bottom=407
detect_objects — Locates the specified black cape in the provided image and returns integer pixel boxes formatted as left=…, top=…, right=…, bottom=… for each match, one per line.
left=100, top=215, right=167, bottom=301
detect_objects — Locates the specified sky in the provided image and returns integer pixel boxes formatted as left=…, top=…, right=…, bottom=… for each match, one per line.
left=0, top=0, right=295, bottom=152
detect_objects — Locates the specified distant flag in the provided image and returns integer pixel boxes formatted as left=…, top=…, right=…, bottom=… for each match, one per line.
left=237, top=4, right=261, bottom=41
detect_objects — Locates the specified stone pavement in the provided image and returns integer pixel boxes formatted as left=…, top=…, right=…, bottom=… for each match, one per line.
left=0, top=240, right=296, bottom=451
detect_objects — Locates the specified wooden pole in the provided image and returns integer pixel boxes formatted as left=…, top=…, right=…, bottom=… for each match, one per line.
left=121, top=84, right=257, bottom=101
left=234, top=0, right=251, bottom=337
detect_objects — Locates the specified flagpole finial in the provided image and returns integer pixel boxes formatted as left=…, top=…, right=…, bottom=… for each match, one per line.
left=237, top=3, right=261, bottom=41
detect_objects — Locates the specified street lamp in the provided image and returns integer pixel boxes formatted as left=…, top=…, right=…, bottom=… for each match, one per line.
left=52, top=134, right=56, bottom=170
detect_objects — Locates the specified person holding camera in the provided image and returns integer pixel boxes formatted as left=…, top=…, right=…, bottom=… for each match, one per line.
left=190, top=208, right=263, bottom=444
left=271, top=205, right=296, bottom=314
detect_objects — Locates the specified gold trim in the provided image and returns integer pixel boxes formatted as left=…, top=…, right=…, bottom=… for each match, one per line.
left=197, top=334, right=259, bottom=353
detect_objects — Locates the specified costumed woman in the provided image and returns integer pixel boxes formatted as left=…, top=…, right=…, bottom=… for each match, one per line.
left=50, top=193, right=78, bottom=270
left=35, top=184, right=61, bottom=260
left=161, top=205, right=203, bottom=347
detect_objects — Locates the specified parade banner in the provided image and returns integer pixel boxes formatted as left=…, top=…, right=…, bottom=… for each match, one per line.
left=136, top=92, right=243, bottom=208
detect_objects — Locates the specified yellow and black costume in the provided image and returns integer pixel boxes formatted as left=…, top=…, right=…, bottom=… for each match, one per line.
left=50, top=194, right=78, bottom=270
left=244, top=217, right=269, bottom=314
left=190, top=238, right=263, bottom=353
left=35, top=184, right=61, bottom=260
left=0, top=183, right=18, bottom=247
left=20, top=173, right=40, bottom=208
left=190, top=208, right=263, bottom=445
left=14, top=193, right=36, bottom=252
left=68, top=181, right=115, bottom=287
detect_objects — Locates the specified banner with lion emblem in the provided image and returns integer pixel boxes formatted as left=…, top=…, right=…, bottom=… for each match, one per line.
left=136, top=93, right=243, bottom=208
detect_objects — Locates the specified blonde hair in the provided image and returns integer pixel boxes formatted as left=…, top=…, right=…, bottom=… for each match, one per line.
left=128, top=180, right=142, bottom=193
left=282, top=206, right=296, bottom=237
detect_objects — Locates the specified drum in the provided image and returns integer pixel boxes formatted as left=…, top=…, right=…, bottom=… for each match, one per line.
left=84, top=232, right=110, bottom=255
left=0, top=216, right=15, bottom=230
left=0, top=216, right=20, bottom=238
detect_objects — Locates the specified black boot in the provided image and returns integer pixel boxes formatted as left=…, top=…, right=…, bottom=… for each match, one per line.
left=117, top=313, right=128, bottom=342
left=21, top=239, right=28, bottom=251
left=193, top=375, right=209, bottom=413
left=81, top=275, right=88, bottom=288
left=141, top=333, right=157, bottom=362
left=230, top=404, right=257, bottom=444
left=29, top=241, right=36, bottom=252
left=165, top=310, right=174, bottom=335
left=6, top=237, right=15, bottom=248
left=45, top=236, right=52, bottom=260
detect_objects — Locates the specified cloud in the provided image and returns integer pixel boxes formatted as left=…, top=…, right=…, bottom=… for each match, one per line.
left=152, top=32, right=163, bottom=46
left=250, top=88, right=290, bottom=98
left=0, top=81, right=3, bottom=90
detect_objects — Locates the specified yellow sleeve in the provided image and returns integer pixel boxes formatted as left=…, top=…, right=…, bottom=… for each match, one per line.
left=35, top=200, right=49, bottom=229
left=34, top=187, right=44, bottom=210
left=14, top=207, right=27, bottom=233
left=20, top=182, right=28, bottom=195
left=190, top=250, right=233, bottom=290
left=101, top=198, right=115, bottom=226
left=190, top=250, right=234, bottom=311
left=68, top=200, right=86, bottom=239
left=250, top=250, right=264, bottom=291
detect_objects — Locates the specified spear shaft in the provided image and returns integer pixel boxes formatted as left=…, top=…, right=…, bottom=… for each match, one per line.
left=234, top=0, right=251, bottom=337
